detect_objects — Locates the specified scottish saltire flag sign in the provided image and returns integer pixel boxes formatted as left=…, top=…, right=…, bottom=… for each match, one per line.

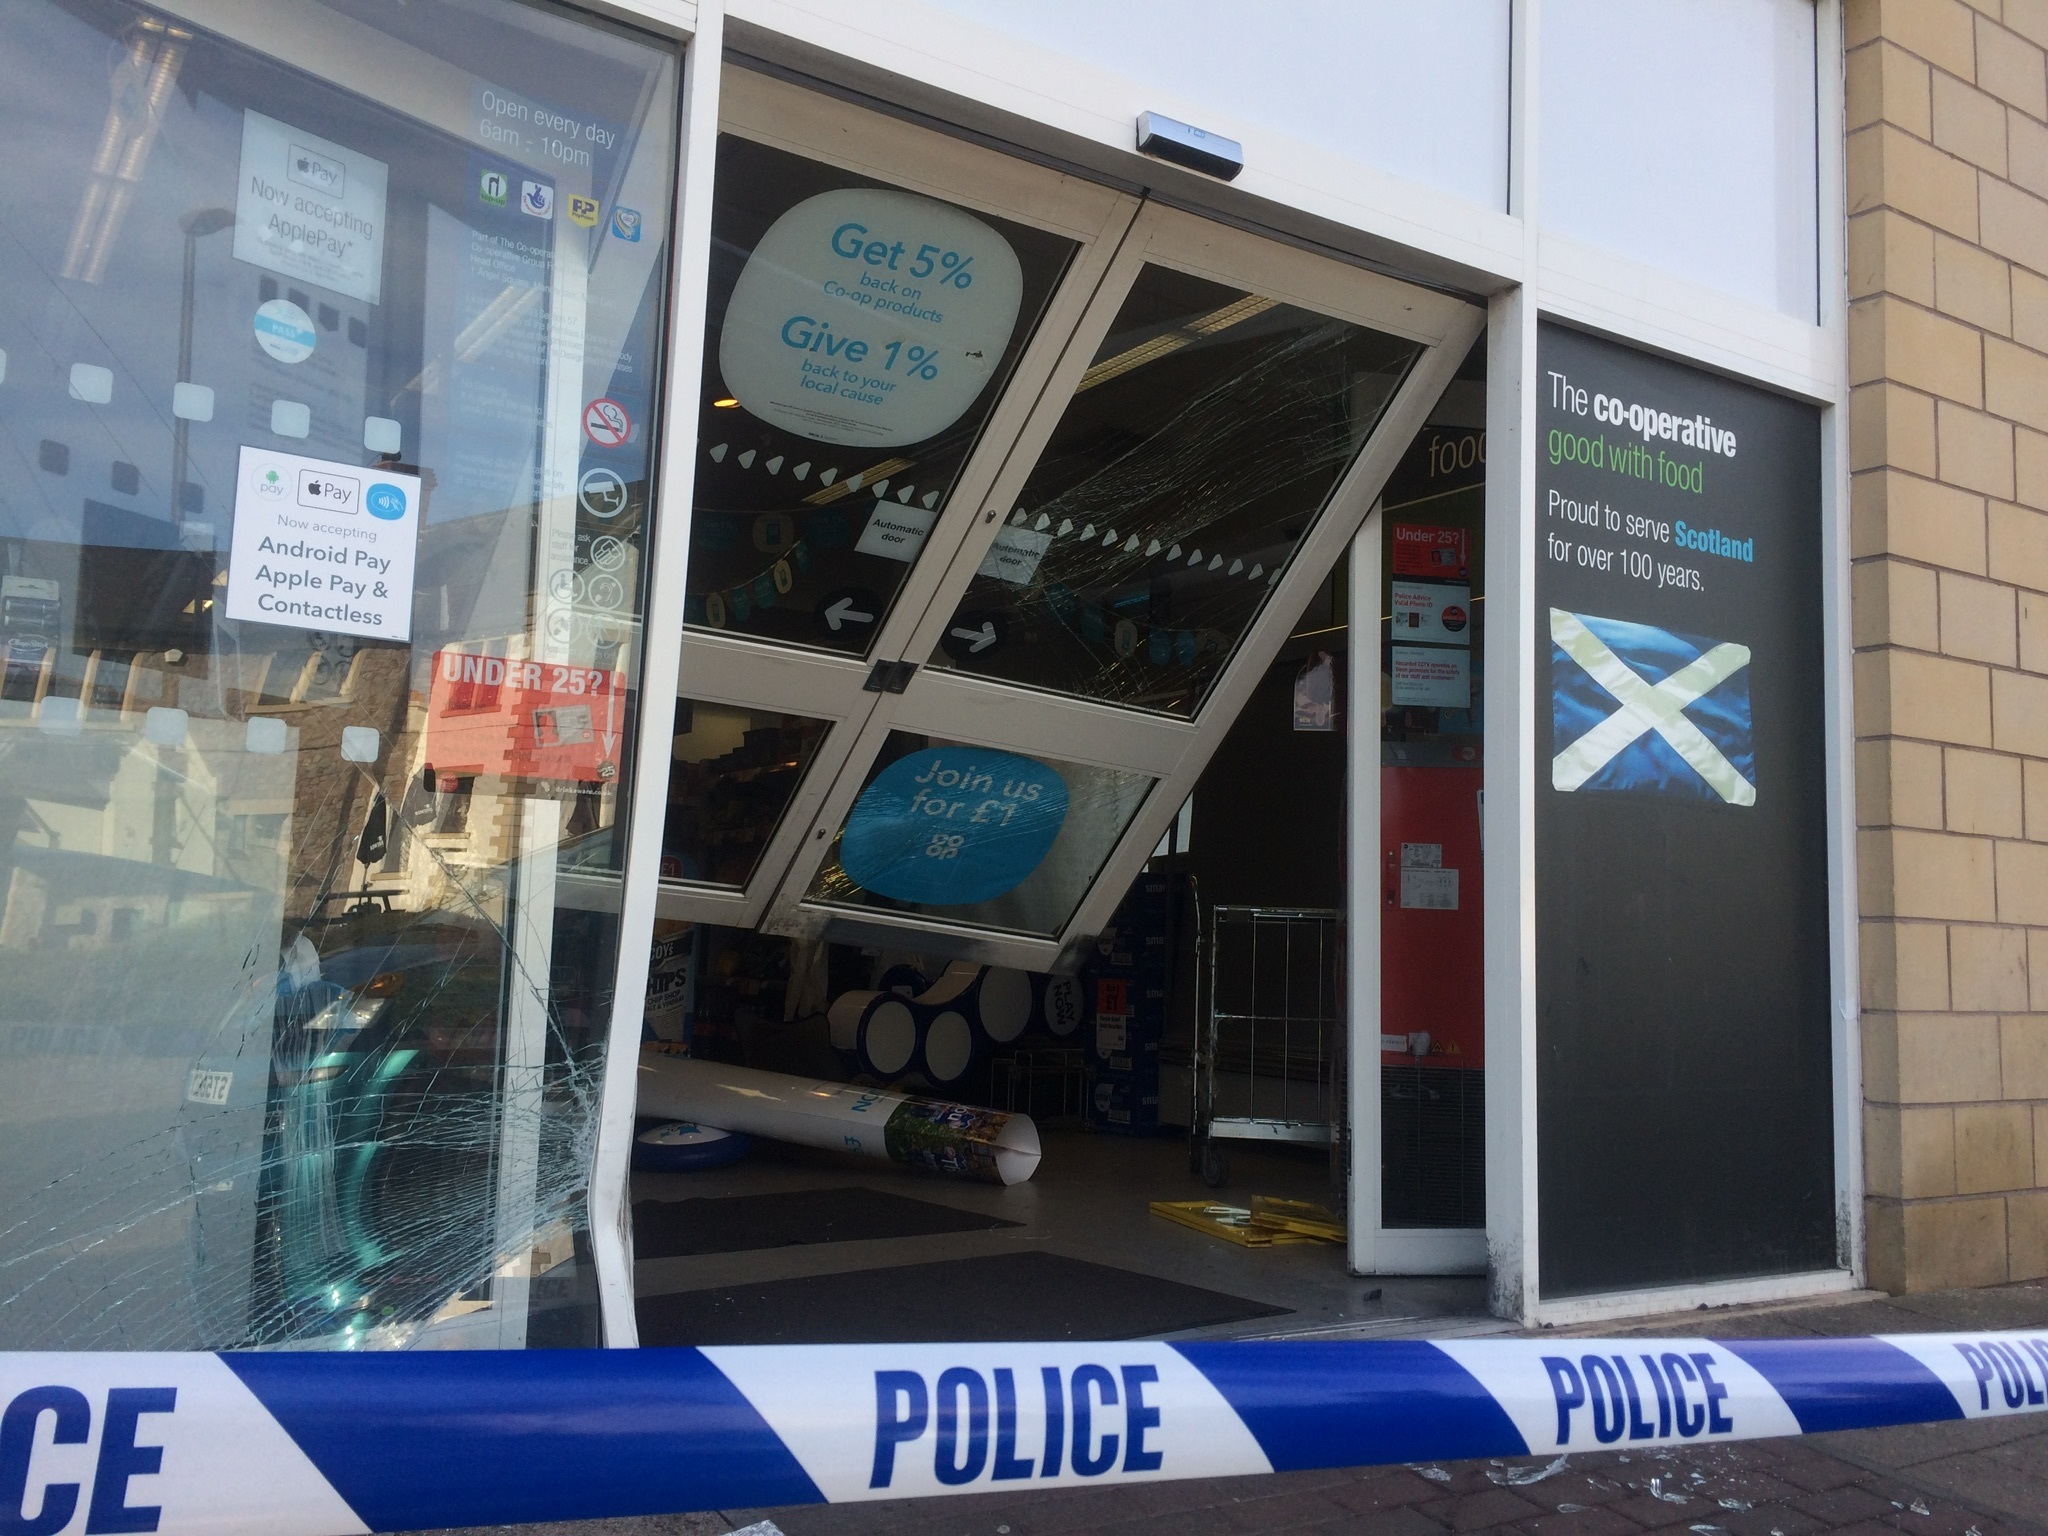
left=1535, top=324, right=1828, bottom=1296
left=1549, top=608, right=1755, bottom=806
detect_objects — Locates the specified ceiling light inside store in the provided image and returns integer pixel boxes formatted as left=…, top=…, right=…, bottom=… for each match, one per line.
left=1188, top=295, right=1277, bottom=335
left=713, top=398, right=739, bottom=407
left=61, top=18, right=190, bottom=284
left=1076, top=296, right=1278, bottom=392
left=805, top=456, right=914, bottom=505
left=1077, top=333, right=1186, bottom=392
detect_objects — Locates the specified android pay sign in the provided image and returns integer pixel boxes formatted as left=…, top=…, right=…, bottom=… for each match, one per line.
left=719, top=189, right=1025, bottom=448
left=225, top=447, right=422, bottom=641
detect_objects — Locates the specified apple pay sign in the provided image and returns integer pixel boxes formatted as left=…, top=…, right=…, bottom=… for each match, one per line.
left=226, top=446, right=422, bottom=641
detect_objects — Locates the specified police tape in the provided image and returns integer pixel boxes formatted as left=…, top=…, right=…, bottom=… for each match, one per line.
left=7, top=1332, right=2048, bottom=1535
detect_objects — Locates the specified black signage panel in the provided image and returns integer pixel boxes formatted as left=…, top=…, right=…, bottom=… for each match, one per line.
left=1535, top=324, right=1833, bottom=1296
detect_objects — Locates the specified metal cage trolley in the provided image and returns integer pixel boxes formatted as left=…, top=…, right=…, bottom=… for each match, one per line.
left=1191, top=905, right=1343, bottom=1188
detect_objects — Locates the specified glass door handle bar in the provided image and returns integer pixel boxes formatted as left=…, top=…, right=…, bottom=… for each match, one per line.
left=862, top=660, right=918, bottom=693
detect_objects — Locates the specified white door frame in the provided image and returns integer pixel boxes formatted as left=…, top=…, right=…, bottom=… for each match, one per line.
left=1345, top=516, right=1488, bottom=1276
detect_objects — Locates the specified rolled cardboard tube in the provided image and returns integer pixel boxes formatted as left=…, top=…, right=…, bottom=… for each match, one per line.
left=638, top=1049, right=1041, bottom=1185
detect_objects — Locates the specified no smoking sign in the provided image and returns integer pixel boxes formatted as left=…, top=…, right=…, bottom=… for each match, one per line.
left=583, top=396, right=632, bottom=448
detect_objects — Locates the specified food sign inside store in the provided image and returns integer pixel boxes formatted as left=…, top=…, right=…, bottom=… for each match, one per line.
left=718, top=189, right=1024, bottom=447
left=841, top=748, right=1067, bottom=905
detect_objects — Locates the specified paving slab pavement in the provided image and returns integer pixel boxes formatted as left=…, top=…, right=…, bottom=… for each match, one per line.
left=395, top=1282, right=2048, bottom=1536
left=1642, top=1283, right=2048, bottom=1536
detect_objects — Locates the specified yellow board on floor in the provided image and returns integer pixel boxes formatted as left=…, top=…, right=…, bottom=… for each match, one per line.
left=1149, top=1200, right=1329, bottom=1247
left=1248, top=1196, right=1346, bottom=1243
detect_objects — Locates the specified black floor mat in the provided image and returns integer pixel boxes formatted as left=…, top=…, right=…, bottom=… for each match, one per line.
left=632, top=1185, right=1019, bottom=1260
left=635, top=1249, right=1291, bottom=1344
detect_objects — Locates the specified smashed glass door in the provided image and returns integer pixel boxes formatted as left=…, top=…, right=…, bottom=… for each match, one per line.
left=683, top=132, right=1081, bottom=657
left=924, top=264, right=1419, bottom=714
left=653, top=68, right=1142, bottom=933
left=0, top=0, right=679, bottom=1348
left=748, top=204, right=1484, bottom=967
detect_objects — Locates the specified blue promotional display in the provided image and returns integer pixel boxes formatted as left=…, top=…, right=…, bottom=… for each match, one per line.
left=715, top=187, right=1026, bottom=449
left=840, top=748, right=1068, bottom=905
left=4, top=1331, right=2046, bottom=1535
left=631, top=1121, right=752, bottom=1172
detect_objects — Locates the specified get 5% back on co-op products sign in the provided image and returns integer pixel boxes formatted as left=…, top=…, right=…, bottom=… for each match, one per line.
left=717, top=187, right=1025, bottom=449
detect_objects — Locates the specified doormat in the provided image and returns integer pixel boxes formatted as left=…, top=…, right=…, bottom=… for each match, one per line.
left=632, top=1186, right=1020, bottom=1261
left=635, top=1249, right=1291, bottom=1344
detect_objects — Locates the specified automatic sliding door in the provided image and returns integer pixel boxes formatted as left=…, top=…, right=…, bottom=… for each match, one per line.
left=651, top=70, right=1138, bottom=928
left=757, top=206, right=1484, bottom=966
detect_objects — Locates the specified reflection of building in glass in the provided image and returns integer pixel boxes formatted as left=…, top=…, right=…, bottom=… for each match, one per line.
left=0, top=0, right=678, bottom=1352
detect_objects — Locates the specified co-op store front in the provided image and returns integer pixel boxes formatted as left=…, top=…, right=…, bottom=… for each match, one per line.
left=0, top=0, right=1850, bottom=1353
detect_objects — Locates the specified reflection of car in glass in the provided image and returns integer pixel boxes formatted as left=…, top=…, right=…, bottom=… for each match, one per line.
left=253, top=907, right=509, bottom=1346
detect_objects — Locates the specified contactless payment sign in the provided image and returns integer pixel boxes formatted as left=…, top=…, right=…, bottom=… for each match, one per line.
left=718, top=189, right=1024, bottom=447
left=225, top=446, right=421, bottom=640
left=840, top=748, right=1067, bottom=906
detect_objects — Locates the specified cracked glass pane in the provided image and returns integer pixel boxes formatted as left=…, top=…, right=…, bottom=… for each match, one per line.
left=683, top=133, right=1078, bottom=656
left=926, top=264, right=1422, bottom=715
left=0, top=0, right=678, bottom=1349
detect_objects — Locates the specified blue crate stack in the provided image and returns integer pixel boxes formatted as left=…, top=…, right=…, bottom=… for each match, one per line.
left=1085, top=874, right=1172, bottom=1133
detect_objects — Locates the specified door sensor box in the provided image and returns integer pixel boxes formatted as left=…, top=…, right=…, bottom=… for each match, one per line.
left=1136, top=112, right=1244, bottom=181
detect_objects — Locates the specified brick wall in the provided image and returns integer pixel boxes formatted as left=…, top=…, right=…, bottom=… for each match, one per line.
left=1849, top=0, right=2048, bottom=1291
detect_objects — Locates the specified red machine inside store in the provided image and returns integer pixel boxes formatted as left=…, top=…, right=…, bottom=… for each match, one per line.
left=1380, top=763, right=1484, bottom=1070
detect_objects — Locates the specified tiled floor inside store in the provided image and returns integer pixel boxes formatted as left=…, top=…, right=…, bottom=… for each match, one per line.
left=629, top=1128, right=1496, bottom=1345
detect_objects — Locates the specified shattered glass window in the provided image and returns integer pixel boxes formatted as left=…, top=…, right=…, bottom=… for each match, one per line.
left=0, top=0, right=678, bottom=1348
left=926, top=264, right=1421, bottom=715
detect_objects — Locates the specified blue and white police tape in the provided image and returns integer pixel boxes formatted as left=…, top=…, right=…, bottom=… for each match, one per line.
left=8, top=1333, right=2048, bottom=1535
